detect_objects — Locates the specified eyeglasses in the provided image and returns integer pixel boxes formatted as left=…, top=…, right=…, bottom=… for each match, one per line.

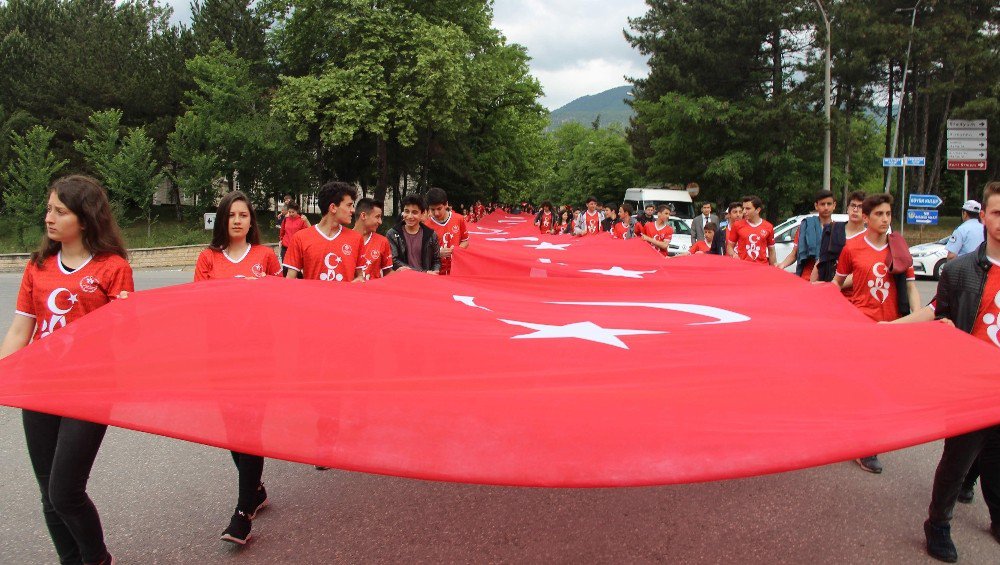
left=848, top=204, right=863, bottom=210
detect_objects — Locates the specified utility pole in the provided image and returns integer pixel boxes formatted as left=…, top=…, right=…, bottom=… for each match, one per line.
left=814, top=1, right=832, bottom=194
left=884, top=1, right=922, bottom=194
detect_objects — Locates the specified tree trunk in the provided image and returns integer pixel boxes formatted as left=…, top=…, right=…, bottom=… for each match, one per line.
left=917, top=81, right=930, bottom=194
left=770, top=29, right=783, bottom=98
left=927, top=90, right=952, bottom=195
left=422, top=130, right=433, bottom=190
left=883, top=62, right=895, bottom=187
left=375, top=135, right=389, bottom=204
left=843, top=95, right=853, bottom=205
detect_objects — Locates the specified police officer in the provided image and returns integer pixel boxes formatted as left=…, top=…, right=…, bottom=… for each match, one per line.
left=946, top=200, right=984, bottom=260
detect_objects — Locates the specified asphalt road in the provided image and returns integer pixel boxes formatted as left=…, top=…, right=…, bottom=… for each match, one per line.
left=1, top=272, right=997, bottom=564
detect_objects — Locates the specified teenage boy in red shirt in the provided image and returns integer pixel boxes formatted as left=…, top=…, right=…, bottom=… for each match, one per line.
left=283, top=181, right=364, bottom=283
left=640, top=204, right=675, bottom=257
left=575, top=196, right=604, bottom=236
left=423, top=187, right=469, bottom=275
left=834, top=193, right=919, bottom=475
left=687, top=222, right=716, bottom=255
left=353, top=198, right=393, bottom=281
left=727, top=196, right=776, bottom=265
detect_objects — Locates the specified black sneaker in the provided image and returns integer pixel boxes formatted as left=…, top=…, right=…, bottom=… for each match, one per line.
left=856, top=456, right=883, bottom=474
left=315, top=466, right=330, bottom=471
left=924, top=519, right=957, bottom=562
left=250, top=483, right=269, bottom=519
left=958, top=485, right=975, bottom=504
left=221, top=510, right=252, bottom=545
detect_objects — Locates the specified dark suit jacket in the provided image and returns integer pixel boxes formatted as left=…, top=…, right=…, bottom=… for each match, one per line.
left=710, top=226, right=728, bottom=255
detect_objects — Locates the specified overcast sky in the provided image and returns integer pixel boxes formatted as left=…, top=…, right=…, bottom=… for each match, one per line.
left=165, top=0, right=649, bottom=110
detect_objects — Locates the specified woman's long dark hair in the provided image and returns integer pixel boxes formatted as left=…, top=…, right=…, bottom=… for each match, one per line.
left=210, top=191, right=260, bottom=251
left=32, top=175, right=128, bottom=267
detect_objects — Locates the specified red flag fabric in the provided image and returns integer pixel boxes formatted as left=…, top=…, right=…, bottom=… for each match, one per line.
left=2, top=267, right=999, bottom=487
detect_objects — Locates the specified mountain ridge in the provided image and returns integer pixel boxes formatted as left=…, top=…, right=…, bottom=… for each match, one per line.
left=549, top=85, right=634, bottom=129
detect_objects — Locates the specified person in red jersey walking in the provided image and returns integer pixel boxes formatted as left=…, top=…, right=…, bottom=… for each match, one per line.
left=0, top=175, right=133, bottom=565
left=354, top=198, right=393, bottom=280
left=574, top=196, right=604, bottom=236
left=534, top=201, right=557, bottom=235
left=423, top=187, right=469, bottom=275
left=283, top=182, right=364, bottom=283
left=193, top=191, right=278, bottom=545
left=727, top=196, right=776, bottom=265
left=640, top=205, right=675, bottom=257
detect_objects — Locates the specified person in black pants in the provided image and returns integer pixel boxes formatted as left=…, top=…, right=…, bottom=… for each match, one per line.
left=0, top=175, right=135, bottom=565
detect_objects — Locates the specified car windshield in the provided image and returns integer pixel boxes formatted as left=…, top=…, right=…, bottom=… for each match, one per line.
left=644, top=200, right=695, bottom=218
left=669, top=218, right=691, bottom=235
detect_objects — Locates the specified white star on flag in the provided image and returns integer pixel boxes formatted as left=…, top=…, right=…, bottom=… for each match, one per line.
left=453, top=295, right=492, bottom=311
left=499, top=319, right=664, bottom=350
left=486, top=237, right=539, bottom=242
left=579, top=266, right=658, bottom=279
left=524, top=242, right=570, bottom=251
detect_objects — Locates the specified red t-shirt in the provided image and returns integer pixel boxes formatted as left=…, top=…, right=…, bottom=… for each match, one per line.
left=727, top=219, right=775, bottom=263
left=424, top=211, right=469, bottom=276
left=642, top=221, right=674, bottom=257
left=835, top=235, right=915, bottom=322
left=194, top=245, right=281, bottom=281
left=283, top=225, right=364, bottom=282
left=688, top=240, right=711, bottom=254
left=611, top=221, right=632, bottom=239
left=359, top=232, right=393, bottom=281
left=971, top=259, right=1000, bottom=348
left=16, top=253, right=134, bottom=342
left=280, top=215, right=308, bottom=248
left=582, top=211, right=602, bottom=235
left=538, top=211, right=555, bottom=234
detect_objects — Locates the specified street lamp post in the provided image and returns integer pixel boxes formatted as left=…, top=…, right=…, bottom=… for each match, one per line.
left=884, top=1, right=922, bottom=194
left=814, top=1, right=832, bottom=194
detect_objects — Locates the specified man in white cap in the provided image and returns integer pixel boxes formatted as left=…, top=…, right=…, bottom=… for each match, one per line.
left=946, top=200, right=985, bottom=260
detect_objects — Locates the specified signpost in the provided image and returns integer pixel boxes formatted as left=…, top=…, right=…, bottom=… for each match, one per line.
left=883, top=155, right=926, bottom=236
left=907, top=209, right=938, bottom=225
left=204, top=213, right=216, bottom=230
left=947, top=119, right=988, bottom=200
left=908, top=194, right=942, bottom=208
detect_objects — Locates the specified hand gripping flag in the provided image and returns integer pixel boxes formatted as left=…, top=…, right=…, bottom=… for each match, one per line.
left=2, top=270, right=1000, bottom=487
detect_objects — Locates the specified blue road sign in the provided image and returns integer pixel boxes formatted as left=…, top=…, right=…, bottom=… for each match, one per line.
left=907, top=209, right=939, bottom=225
left=882, top=156, right=926, bottom=167
left=908, top=194, right=942, bottom=208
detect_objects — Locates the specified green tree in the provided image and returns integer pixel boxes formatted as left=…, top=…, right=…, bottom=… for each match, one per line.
left=74, top=109, right=123, bottom=187
left=109, top=127, right=165, bottom=238
left=1, top=125, right=67, bottom=245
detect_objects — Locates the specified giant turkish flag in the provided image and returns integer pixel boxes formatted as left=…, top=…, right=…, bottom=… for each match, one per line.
left=1, top=269, right=999, bottom=487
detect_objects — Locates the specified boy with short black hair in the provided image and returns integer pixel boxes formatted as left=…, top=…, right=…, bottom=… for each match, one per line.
left=777, top=189, right=837, bottom=278
left=727, top=196, right=776, bottom=265
left=353, top=198, right=393, bottom=280
left=575, top=196, right=604, bottom=236
left=610, top=203, right=635, bottom=239
left=387, top=195, right=441, bottom=273
left=423, top=187, right=469, bottom=275
left=283, top=181, right=364, bottom=283
left=640, top=204, right=674, bottom=256
left=687, top=222, right=716, bottom=254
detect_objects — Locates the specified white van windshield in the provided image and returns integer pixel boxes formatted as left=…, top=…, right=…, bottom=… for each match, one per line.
left=629, top=200, right=695, bottom=218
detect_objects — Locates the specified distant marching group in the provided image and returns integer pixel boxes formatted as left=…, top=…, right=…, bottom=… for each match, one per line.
left=2, top=174, right=1000, bottom=563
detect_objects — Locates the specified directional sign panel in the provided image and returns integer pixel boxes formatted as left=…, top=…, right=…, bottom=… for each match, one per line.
left=948, top=129, right=988, bottom=140
left=883, top=157, right=903, bottom=167
left=948, top=150, right=988, bottom=160
left=909, top=194, right=942, bottom=208
left=948, top=119, right=988, bottom=130
left=948, top=160, right=988, bottom=171
left=948, top=139, right=987, bottom=150
left=907, top=209, right=939, bottom=225
left=905, top=156, right=926, bottom=166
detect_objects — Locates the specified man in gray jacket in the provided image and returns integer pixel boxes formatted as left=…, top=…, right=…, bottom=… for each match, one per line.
left=691, top=203, right=720, bottom=243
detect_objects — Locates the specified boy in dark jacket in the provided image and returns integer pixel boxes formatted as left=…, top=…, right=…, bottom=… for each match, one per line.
left=386, top=195, right=441, bottom=274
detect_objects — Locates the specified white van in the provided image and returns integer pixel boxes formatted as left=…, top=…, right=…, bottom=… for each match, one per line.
left=623, top=188, right=696, bottom=221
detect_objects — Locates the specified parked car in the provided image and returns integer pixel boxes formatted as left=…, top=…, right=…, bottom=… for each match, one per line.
left=666, top=218, right=693, bottom=256
left=772, top=214, right=850, bottom=273
left=624, top=187, right=696, bottom=224
left=910, top=237, right=949, bottom=280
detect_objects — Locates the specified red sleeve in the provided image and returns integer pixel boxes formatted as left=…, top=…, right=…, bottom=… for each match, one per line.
left=906, top=266, right=915, bottom=281
left=665, top=226, right=674, bottom=242
left=15, top=264, right=36, bottom=318
left=726, top=224, right=739, bottom=243
left=793, top=230, right=799, bottom=245
left=265, top=247, right=282, bottom=276
left=283, top=233, right=304, bottom=273
left=835, top=246, right=853, bottom=278
left=766, top=223, right=775, bottom=246
left=380, top=239, right=393, bottom=272
left=194, top=249, right=213, bottom=281
left=459, top=218, right=470, bottom=244
left=104, top=257, right=135, bottom=297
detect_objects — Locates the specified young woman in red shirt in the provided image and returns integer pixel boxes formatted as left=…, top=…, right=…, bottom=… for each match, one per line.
left=0, top=175, right=133, bottom=565
left=193, top=191, right=279, bottom=545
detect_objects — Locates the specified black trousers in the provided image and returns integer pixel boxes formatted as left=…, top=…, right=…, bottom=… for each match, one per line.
left=231, top=451, right=264, bottom=514
left=929, top=425, right=1000, bottom=525
left=23, top=410, right=109, bottom=565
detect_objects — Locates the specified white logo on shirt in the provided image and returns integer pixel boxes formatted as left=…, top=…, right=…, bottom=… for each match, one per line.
left=321, top=253, right=345, bottom=282
left=41, top=288, right=77, bottom=338
left=982, top=290, right=1000, bottom=348
left=79, top=276, right=100, bottom=293
left=868, top=262, right=890, bottom=303
left=746, top=234, right=761, bottom=260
